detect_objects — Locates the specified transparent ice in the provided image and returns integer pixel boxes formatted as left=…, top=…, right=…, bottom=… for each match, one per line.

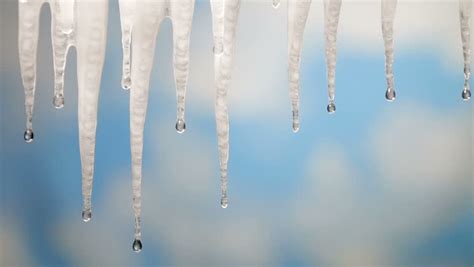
left=460, top=0, right=472, bottom=101
left=382, top=0, right=397, bottom=102
left=18, top=0, right=108, bottom=222
left=211, top=0, right=241, bottom=209
left=118, top=0, right=195, bottom=251
left=324, top=0, right=341, bottom=113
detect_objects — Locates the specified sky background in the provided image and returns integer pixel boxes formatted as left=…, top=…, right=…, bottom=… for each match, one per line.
left=1, top=0, right=473, bottom=266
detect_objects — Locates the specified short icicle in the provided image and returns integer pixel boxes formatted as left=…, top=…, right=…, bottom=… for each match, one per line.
left=323, top=0, right=341, bottom=113
left=119, top=0, right=135, bottom=90
left=124, top=0, right=195, bottom=251
left=287, top=0, right=312, bottom=132
left=18, top=0, right=108, bottom=223
left=211, top=0, right=241, bottom=209
left=460, top=0, right=472, bottom=101
left=382, top=0, right=397, bottom=102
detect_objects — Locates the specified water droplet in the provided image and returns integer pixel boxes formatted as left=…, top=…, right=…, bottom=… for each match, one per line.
left=272, top=0, right=280, bottom=9
left=24, top=129, right=34, bottom=143
left=292, top=121, right=300, bottom=133
left=385, top=88, right=396, bottom=102
left=220, top=196, right=228, bottom=209
left=132, top=239, right=142, bottom=253
left=327, top=102, right=336, bottom=114
left=213, top=41, right=223, bottom=56
left=53, top=93, right=65, bottom=109
left=82, top=209, right=92, bottom=222
left=462, top=88, right=471, bottom=101
left=175, top=118, right=186, bottom=134
left=122, top=76, right=131, bottom=90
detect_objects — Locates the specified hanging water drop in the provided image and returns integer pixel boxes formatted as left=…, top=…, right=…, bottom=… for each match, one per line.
left=82, top=209, right=92, bottom=222
left=24, top=129, right=34, bottom=143
left=220, top=195, right=228, bottom=209
left=132, top=239, right=142, bottom=253
left=385, top=88, right=396, bottom=102
left=53, top=93, right=65, bottom=109
left=292, top=110, right=300, bottom=133
left=272, top=0, right=281, bottom=9
left=175, top=118, right=186, bottom=133
left=462, top=86, right=471, bottom=100
left=122, top=76, right=131, bottom=90
left=327, top=102, right=336, bottom=114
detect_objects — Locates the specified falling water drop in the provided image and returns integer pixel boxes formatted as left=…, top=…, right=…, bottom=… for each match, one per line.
left=24, top=129, right=34, bottom=143
left=82, top=209, right=92, bottom=222
left=385, top=88, right=396, bottom=102
left=53, top=93, right=65, bottom=109
left=460, top=0, right=472, bottom=101
left=272, top=0, right=281, bottom=9
left=327, top=102, right=336, bottom=114
left=132, top=239, right=142, bottom=253
left=382, top=0, right=398, bottom=101
left=175, top=118, right=186, bottom=133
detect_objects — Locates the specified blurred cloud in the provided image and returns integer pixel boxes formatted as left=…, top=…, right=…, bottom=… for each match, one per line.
left=0, top=218, right=34, bottom=267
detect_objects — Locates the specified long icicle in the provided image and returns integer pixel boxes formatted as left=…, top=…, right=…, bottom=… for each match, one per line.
left=126, top=0, right=195, bottom=252
left=212, top=0, right=241, bottom=209
left=323, top=0, right=341, bottom=113
left=19, top=0, right=108, bottom=223
left=287, top=0, right=312, bottom=133
left=382, top=0, right=397, bottom=102
left=460, top=0, right=472, bottom=101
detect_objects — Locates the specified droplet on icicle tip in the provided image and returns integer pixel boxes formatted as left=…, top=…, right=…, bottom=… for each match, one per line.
left=82, top=209, right=92, bottom=222
left=175, top=118, right=186, bottom=134
left=462, top=88, right=471, bottom=101
left=24, top=129, right=34, bottom=143
left=220, top=196, right=228, bottom=209
left=292, top=110, right=300, bottom=133
left=53, top=93, right=65, bottom=109
left=385, top=88, right=396, bottom=102
left=132, top=239, right=142, bottom=253
left=272, top=0, right=280, bottom=9
left=122, top=76, right=131, bottom=90
left=327, top=102, right=336, bottom=114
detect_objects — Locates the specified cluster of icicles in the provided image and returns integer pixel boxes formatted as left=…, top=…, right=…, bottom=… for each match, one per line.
left=18, top=0, right=471, bottom=252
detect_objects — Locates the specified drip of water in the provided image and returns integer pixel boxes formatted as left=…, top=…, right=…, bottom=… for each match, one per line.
left=212, top=0, right=241, bottom=209
left=132, top=239, right=142, bottom=253
left=460, top=0, right=471, bottom=101
left=323, top=0, right=341, bottom=112
left=18, top=0, right=108, bottom=222
left=272, top=0, right=281, bottom=9
left=382, top=0, right=397, bottom=102
left=120, top=0, right=195, bottom=247
left=82, top=208, right=92, bottom=222
left=288, top=0, right=312, bottom=132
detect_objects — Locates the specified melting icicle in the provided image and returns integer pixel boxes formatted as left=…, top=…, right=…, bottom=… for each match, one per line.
left=323, top=0, right=341, bottom=113
left=460, top=0, right=472, bottom=101
left=119, top=0, right=135, bottom=90
left=18, top=0, right=109, bottom=222
left=382, top=0, right=397, bottom=102
left=211, top=0, right=225, bottom=55
left=122, top=0, right=195, bottom=250
left=287, top=0, right=312, bottom=132
left=211, top=0, right=241, bottom=209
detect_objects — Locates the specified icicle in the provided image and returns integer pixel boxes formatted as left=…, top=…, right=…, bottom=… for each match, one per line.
left=382, top=0, right=397, bottom=102
left=211, top=0, right=225, bottom=55
left=211, top=0, right=241, bottom=209
left=287, top=0, right=312, bottom=133
left=18, top=0, right=108, bottom=223
left=323, top=0, right=341, bottom=113
left=123, top=0, right=195, bottom=251
left=119, top=0, right=135, bottom=90
left=460, top=0, right=472, bottom=101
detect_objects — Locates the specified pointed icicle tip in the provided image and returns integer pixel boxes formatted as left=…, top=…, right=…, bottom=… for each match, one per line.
left=122, top=76, right=131, bottom=91
left=220, top=197, right=228, bottom=209
left=132, top=239, right=142, bottom=253
left=53, top=93, right=65, bottom=109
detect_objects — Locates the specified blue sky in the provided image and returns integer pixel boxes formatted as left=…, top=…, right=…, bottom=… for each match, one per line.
left=1, top=0, right=472, bottom=266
